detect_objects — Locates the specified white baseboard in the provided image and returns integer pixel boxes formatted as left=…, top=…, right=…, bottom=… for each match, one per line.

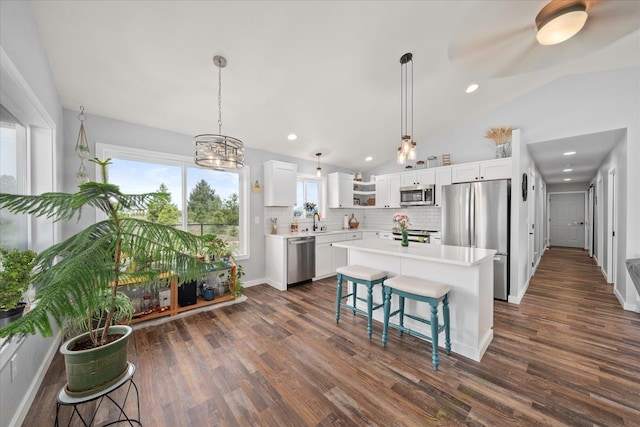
left=242, top=278, right=266, bottom=288
left=508, top=277, right=530, bottom=305
left=614, top=287, right=640, bottom=313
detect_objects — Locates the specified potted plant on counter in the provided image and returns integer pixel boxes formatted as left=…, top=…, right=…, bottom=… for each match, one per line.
left=0, top=158, right=209, bottom=396
left=0, top=248, right=36, bottom=327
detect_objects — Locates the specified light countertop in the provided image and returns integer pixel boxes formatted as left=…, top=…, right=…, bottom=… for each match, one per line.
left=265, top=228, right=381, bottom=239
left=332, top=239, right=496, bottom=267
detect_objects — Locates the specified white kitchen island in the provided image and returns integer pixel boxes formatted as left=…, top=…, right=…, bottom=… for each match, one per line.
left=332, top=239, right=496, bottom=362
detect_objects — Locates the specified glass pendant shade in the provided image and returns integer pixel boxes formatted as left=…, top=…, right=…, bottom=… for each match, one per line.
left=401, top=136, right=412, bottom=153
left=397, top=147, right=407, bottom=165
left=408, top=142, right=417, bottom=160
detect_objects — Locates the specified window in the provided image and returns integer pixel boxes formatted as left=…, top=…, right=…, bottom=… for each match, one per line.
left=294, top=175, right=324, bottom=220
left=0, top=104, right=28, bottom=250
left=96, top=144, right=249, bottom=259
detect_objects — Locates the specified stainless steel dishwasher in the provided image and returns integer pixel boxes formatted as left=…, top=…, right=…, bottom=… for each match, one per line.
left=287, top=236, right=316, bottom=287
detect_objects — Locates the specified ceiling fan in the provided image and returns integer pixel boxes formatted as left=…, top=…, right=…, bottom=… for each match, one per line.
left=448, top=0, right=640, bottom=78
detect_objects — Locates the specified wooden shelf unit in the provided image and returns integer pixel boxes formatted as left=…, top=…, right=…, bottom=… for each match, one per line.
left=123, top=264, right=237, bottom=325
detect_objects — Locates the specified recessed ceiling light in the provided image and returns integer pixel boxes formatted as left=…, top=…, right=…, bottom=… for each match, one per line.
left=563, top=168, right=573, bottom=172
left=287, top=133, right=297, bottom=141
left=465, top=83, right=479, bottom=94
left=563, top=151, right=576, bottom=156
left=365, top=156, right=373, bottom=162
left=564, top=178, right=572, bottom=181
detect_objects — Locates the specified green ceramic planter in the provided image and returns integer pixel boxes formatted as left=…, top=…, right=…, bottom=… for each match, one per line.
left=59, top=325, right=132, bottom=397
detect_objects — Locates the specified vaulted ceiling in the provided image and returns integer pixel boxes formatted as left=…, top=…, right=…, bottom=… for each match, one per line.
left=28, top=1, right=640, bottom=180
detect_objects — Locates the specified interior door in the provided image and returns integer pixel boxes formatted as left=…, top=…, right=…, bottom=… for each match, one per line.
left=549, top=193, right=586, bottom=248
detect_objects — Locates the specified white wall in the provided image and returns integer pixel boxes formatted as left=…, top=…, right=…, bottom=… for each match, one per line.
left=591, top=134, right=632, bottom=309
left=0, top=2, right=64, bottom=426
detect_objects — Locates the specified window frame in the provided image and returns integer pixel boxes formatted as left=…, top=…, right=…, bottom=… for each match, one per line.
left=294, top=173, right=326, bottom=222
left=95, top=143, right=250, bottom=260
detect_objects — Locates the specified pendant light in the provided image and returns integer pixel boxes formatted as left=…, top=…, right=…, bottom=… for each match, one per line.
left=316, top=152, right=322, bottom=177
left=535, top=1, right=588, bottom=46
left=194, top=55, right=245, bottom=170
left=397, top=53, right=417, bottom=164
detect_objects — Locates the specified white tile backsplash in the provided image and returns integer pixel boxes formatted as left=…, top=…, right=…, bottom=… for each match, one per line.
left=264, top=205, right=441, bottom=234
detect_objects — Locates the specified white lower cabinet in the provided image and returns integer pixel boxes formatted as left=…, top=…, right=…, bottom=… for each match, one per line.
left=315, top=242, right=332, bottom=278
left=265, top=235, right=287, bottom=291
left=314, top=232, right=362, bottom=279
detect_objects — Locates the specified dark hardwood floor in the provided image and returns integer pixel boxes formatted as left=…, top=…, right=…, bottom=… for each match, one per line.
left=24, top=247, right=640, bottom=426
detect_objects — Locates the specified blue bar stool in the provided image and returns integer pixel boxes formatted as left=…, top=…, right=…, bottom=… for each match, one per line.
left=335, top=265, right=387, bottom=338
left=382, top=275, right=452, bottom=370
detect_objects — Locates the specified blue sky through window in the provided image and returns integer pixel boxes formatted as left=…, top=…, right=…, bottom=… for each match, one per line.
left=109, top=159, right=239, bottom=210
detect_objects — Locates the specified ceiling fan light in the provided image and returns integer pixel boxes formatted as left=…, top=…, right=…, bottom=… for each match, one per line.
left=536, top=2, right=588, bottom=46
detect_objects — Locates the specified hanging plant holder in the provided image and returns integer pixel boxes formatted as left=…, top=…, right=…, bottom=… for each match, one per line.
left=75, top=106, right=91, bottom=184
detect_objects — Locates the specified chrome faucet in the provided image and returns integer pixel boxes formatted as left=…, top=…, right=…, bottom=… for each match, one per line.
left=313, top=213, right=320, bottom=231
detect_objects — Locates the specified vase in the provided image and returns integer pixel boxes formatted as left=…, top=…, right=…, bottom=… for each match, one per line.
left=401, top=228, right=409, bottom=247
left=495, top=140, right=512, bottom=158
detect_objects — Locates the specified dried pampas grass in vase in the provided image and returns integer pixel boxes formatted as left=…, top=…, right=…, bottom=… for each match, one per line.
left=485, top=127, right=512, bottom=158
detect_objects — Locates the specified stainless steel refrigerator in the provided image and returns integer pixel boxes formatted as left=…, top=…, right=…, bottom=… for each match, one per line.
left=441, top=180, right=510, bottom=300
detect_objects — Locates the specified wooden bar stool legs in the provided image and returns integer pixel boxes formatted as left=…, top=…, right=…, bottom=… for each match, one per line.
left=382, top=276, right=452, bottom=370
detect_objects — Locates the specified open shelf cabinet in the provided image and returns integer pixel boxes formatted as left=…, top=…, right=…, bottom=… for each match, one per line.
left=119, top=264, right=237, bottom=325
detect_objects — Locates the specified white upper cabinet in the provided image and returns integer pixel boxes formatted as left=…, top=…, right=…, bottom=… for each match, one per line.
left=263, top=160, right=297, bottom=206
left=401, top=169, right=436, bottom=187
left=451, top=158, right=512, bottom=183
left=434, top=166, right=452, bottom=207
left=328, top=172, right=354, bottom=208
left=480, top=158, right=512, bottom=181
left=376, top=173, right=401, bottom=208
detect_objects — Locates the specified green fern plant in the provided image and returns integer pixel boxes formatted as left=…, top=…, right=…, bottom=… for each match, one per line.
left=0, top=158, right=209, bottom=347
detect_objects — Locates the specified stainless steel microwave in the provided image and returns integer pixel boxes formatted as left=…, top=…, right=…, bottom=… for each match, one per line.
left=400, top=184, right=435, bottom=206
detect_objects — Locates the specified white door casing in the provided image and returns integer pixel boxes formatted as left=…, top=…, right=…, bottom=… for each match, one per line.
left=607, top=169, right=617, bottom=285
left=527, top=170, right=535, bottom=278
left=585, top=185, right=594, bottom=257
left=596, top=178, right=604, bottom=266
